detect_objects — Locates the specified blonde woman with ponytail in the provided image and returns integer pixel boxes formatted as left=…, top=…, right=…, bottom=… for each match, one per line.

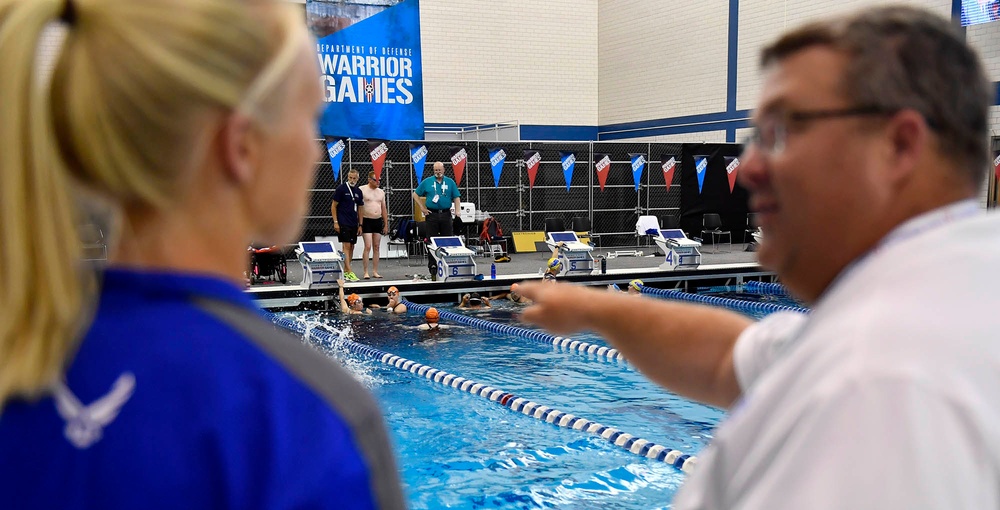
left=0, top=0, right=404, bottom=507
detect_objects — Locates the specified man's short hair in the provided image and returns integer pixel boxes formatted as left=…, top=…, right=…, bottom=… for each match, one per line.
left=761, top=6, right=992, bottom=187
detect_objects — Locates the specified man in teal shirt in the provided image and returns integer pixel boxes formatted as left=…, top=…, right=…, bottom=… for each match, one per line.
left=411, top=161, right=461, bottom=278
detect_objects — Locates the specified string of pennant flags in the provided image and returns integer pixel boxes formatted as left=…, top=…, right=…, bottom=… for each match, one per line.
left=324, top=136, right=743, bottom=194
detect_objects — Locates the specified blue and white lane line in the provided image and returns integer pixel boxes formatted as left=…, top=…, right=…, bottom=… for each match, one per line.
left=744, top=280, right=789, bottom=296
left=401, top=300, right=627, bottom=364
left=265, top=312, right=697, bottom=473
left=640, top=286, right=810, bottom=315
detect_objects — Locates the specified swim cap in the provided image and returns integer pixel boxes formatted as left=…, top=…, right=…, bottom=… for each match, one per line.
left=387, top=286, right=399, bottom=295
left=347, top=293, right=361, bottom=306
left=629, top=279, right=644, bottom=292
left=425, top=307, right=440, bottom=323
left=547, top=257, right=562, bottom=272
left=469, top=293, right=483, bottom=305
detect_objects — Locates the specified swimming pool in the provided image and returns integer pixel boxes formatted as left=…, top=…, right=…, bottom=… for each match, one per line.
left=281, top=300, right=731, bottom=509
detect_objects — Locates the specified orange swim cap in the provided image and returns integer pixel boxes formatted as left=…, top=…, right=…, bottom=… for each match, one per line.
left=347, top=294, right=361, bottom=306
left=425, top=307, right=440, bottom=323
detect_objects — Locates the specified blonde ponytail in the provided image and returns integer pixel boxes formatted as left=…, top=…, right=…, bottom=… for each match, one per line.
left=0, top=0, right=88, bottom=408
left=0, top=0, right=308, bottom=409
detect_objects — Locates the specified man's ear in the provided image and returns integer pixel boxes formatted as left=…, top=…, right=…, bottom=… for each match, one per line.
left=220, top=112, right=257, bottom=184
left=883, top=109, right=928, bottom=185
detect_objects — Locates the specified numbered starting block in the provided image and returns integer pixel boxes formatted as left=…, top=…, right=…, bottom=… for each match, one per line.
left=429, top=236, right=478, bottom=281
left=654, top=229, right=701, bottom=270
left=546, top=231, right=595, bottom=275
left=296, top=241, right=344, bottom=289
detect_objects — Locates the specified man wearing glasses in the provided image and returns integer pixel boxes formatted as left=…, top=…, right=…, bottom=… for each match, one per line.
left=412, top=161, right=461, bottom=279
left=516, top=6, right=998, bottom=508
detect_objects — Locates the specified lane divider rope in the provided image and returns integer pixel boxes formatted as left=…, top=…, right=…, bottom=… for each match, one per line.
left=265, top=311, right=696, bottom=473
left=640, top=286, right=810, bottom=315
left=743, top=280, right=789, bottom=296
left=402, top=300, right=627, bottom=364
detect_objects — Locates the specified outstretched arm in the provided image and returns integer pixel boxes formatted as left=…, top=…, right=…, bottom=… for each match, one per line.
left=515, top=281, right=751, bottom=408
left=336, top=279, right=349, bottom=313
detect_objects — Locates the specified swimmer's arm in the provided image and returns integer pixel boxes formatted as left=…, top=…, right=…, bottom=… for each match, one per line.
left=336, top=279, right=349, bottom=313
left=394, top=302, right=407, bottom=314
left=517, top=282, right=750, bottom=408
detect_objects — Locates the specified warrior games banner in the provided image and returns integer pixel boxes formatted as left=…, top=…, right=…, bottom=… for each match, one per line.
left=724, top=156, right=740, bottom=193
left=694, top=155, right=709, bottom=194
left=661, top=156, right=677, bottom=189
left=629, top=153, right=646, bottom=191
left=524, top=150, right=541, bottom=189
left=560, top=152, right=577, bottom=191
left=410, top=143, right=428, bottom=180
left=308, top=0, right=424, bottom=140
left=594, top=153, right=611, bottom=191
left=325, top=136, right=346, bottom=180
left=488, top=147, right=507, bottom=187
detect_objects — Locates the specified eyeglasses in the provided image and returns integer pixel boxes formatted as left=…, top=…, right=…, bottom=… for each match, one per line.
left=743, top=105, right=899, bottom=155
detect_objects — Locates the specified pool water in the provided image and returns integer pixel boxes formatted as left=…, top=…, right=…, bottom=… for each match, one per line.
left=285, top=300, right=728, bottom=509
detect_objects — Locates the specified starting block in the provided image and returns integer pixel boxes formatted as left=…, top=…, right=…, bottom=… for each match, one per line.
left=296, top=241, right=344, bottom=288
left=654, top=229, right=701, bottom=270
left=546, top=231, right=595, bottom=275
left=429, top=236, right=478, bottom=281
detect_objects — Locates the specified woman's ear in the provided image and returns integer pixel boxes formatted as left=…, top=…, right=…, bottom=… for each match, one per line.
left=219, top=112, right=257, bottom=184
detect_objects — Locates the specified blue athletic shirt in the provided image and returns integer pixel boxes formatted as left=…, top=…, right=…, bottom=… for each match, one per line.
left=414, top=176, right=460, bottom=211
left=333, top=182, right=364, bottom=227
left=0, top=269, right=404, bottom=509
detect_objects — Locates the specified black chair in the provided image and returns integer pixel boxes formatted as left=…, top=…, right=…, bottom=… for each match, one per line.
left=544, top=218, right=566, bottom=233
left=661, top=215, right=681, bottom=230
left=744, top=213, right=761, bottom=243
left=571, top=216, right=600, bottom=247
left=701, top=213, right=732, bottom=252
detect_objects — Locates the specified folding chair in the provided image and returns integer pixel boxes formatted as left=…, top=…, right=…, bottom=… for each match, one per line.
left=571, top=216, right=600, bottom=247
left=701, top=213, right=732, bottom=253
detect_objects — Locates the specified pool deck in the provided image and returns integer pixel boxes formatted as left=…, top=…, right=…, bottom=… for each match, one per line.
left=249, top=241, right=775, bottom=310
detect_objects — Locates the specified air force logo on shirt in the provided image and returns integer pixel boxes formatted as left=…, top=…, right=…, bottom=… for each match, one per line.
left=53, top=372, right=136, bottom=449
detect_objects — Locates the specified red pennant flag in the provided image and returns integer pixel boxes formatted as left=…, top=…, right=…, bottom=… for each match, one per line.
left=594, top=153, right=611, bottom=191
left=368, top=140, right=389, bottom=180
left=524, top=150, right=541, bottom=189
left=724, top=156, right=740, bottom=193
left=661, top=156, right=677, bottom=189
left=993, top=151, right=1000, bottom=183
left=449, top=146, right=467, bottom=185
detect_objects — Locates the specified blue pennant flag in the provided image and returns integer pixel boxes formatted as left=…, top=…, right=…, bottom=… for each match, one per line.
left=488, top=147, right=507, bottom=187
left=325, top=137, right=346, bottom=180
left=629, top=153, right=646, bottom=191
left=694, top=155, right=709, bottom=194
left=560, top=152, right=576, bottom=191
left=409, top=143, right=427, bottom=180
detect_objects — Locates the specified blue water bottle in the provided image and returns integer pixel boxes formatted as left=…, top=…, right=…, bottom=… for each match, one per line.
left=491, top=263, right=496, bottom=280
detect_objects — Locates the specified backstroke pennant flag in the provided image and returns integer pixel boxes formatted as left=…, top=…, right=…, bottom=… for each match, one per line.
left=560, top=152, right=576, bottom=191
left=724, top=156, right=740, bottom=193
left=325, top=136, right=346, bottom=180
left=994, top=150, right=1000, bottom=183
left=694, top=155, right=709, bottom=194
left=409, top=143, right=427, bottom=180
left=488, top=147, right=507, bottom=187
left=310, top=0, right=424, bottom=140
left=449, top=146, right=468, bottom=185
left=629, top=153, right=646, bottom=191
left=661, top=156, right=677, bottom=189
left=524, top=150, right=541, bottom=189
left=594, top=153, right=611, bottom=191
left=368, top=139, right=389, bottom=180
